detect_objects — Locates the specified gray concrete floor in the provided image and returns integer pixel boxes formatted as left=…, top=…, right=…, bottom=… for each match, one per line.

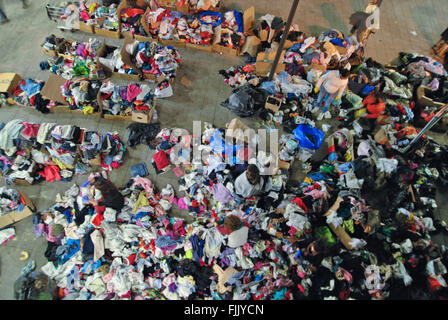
left=0, top=0, right=447, bottom=300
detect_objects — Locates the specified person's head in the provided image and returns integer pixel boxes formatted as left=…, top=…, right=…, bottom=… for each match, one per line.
left=339, top=68, right=351, bottom=79
left=94, top=177, right=117, bottom=197
left=246, top=164, right=260, bottom=185
left=223, top=215, right=242, bottom=232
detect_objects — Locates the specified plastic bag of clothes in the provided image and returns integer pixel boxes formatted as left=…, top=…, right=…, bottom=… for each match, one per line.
left=14, top=272, right=57, bottom=300
left=221, top=84, right=265, bottom=117
left=127, top=122, right=161, bottom=147
left=293, top=124, right=325, bottom=150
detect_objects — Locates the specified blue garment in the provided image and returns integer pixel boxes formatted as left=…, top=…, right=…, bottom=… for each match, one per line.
left=189, top=234, right=205, bottom=264
left=307, top=171, right=326, bottom=181
left=233, top=10, right=244, bottom=33
left=20, top=79, right=42, bottom=97
left=336, top=162, right=354, bottom=173
left=155, top=236, right=180, bottom=248
left=56, top=239, right=81, bottom=265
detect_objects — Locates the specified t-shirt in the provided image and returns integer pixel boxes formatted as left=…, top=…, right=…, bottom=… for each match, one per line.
left=228, top=226, right=249, bottom=248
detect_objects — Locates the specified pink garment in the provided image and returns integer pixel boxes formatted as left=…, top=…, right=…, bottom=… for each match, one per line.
left=21, top=122, right=41, bottom=138
left=132, top=177, right=154, bottom=194
left=127, top=83, right=142, bottom=102
left=173, top=197, right=189, bottom=211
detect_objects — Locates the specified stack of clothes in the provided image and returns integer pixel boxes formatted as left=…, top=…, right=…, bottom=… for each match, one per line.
left=214, top=10, right=245, bottom=51
left=100, top=81, right=156, bottom=117
left=146, top=8, right=185, bottom=41
left=120, top=7, right=146, bottom=35
left=60, top=78, right=102, bottom=115
left=48, top=38, right=105, bottom=80
left=184, top=12, right=220, bottom=46
left=79, top=1, right=119, bottom=31
left=11, top=78, right=54, bottom=114
left=0, top=187, right=23, bottom=216
left=127, top=40, right=182, bottom=81
left=0, top=119, right=126, bottom=185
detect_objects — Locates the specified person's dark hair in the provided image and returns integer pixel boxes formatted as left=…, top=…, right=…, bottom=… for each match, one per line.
left=94, top=177, right=117, bottom=197
left=224, top=215, right=242, bottom=232
left=246, top=164, right=260, bottom=185
left=340, top=68, right=351, bottom=79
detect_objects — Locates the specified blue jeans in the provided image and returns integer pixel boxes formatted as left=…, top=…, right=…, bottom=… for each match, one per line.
left=0, top=9, right=6, bottom=20
left=316, top=86, right=336, bottom=113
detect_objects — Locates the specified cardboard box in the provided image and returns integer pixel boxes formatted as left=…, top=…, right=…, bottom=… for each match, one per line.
left=118, top=0, right=148, bottom=38
left=159, top=38, right=186, bottom=48
left=0, top=73, right=22, bottom=94
left=94, top=17, right=121, bottom=39
left=212, top=7, right=255, bottom=56
left=186, top=43, right=213, bottom=52
left=240, top=35, right=261, bottom=57
left=265, top=96, right=283, bottom=112
left=98, top=90, right=133, bottom=121
left=0, top=206, right=34, bottom=229
left=41, top=34, right=67, bottom=57
left=79, top=21, right=95, bottom=34
left=157, top=0, right=189, bottom=14
left=132, top=107, right=155, bottom=123
left=226, top=118, right=252, bottom=144
left=255, top=50, right=286, bottom=76
left=417, top=85, right=445, bottom=109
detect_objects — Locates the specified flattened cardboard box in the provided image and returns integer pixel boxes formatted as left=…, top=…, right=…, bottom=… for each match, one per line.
left=0, top=191, right=35, bottom=228
left=255, top=50, right=286, bottom=76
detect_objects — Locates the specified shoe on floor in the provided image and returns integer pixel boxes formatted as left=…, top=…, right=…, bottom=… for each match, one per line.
left=0, top=19, right=9, bottom=24
left=324, top=111, right=332, bottom=119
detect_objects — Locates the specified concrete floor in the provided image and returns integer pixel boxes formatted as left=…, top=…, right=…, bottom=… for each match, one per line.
left=0, top=0, right=447, bottom=300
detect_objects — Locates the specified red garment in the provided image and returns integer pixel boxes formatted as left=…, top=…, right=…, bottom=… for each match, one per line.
left=13, top=81, right=25, bottom=97
left=291, top=197, right=308, bottom=214
left=152, top=150, right=169, bottom=170
left=363, top=94, right=386, bottom=119
left=39, top=165, right=61, bottom=182
left=91, top=212, right=104, bottom=227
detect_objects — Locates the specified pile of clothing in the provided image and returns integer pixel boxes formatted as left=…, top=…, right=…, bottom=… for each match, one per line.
left=78, top=1, right=119, bottom=31
left=214, top=10, right=245, bottom=51
left=60, top=78, right=102, bottom=114
left=0, top=187, right=23, bottom=216
left=46, top=38, right=105, bottom=81
left=219, top=63, right=259, bottom=88
left=120, top=7, right=146, bottom=35
left=184, top=12, right=220, bottom=46
left=10, top=78, right=54, bottom=114
left=100, top=81, right=156, bottom=117
left=187, top=0, right=221, bottom=12
left=145, top=8, right=185, bottom=41
left=0, top=119, right=126, bottom=185
left=126, top=40, right=182, bottom=81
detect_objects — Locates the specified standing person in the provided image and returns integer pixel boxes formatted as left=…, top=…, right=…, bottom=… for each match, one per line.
left=0, top=0, right=30, bottom=24
left=313, top=68, right=350, bottom=120
left=0, top=0, right=9, bottom=24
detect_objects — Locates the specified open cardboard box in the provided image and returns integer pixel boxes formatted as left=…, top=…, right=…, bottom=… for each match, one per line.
left=41, top=73, right=103, bottom=116
left=255, top=49, right=286, bottom=76
left=156, top=0, right=189, bottom=14
left=212, top=6, right=255, bottom=56
left=98, top=88, right=133, bottom=121
left=132, top=108, right=155, bottom=123
left=79, top=21, right=95, bottom=34
left=94, top=17, right=121, bottom=39
left=0, top=191, right=35, bottom=229
left=118, top=0, right=148, bottom=38
left=0, top=73, right=22, bottom=94
left=265, top=95, right=283, bottom=112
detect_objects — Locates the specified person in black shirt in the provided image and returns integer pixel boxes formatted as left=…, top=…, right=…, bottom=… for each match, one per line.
left=89, top=176, right=125, bottom=211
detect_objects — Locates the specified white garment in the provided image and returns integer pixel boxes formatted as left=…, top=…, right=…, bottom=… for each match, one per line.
left=228, top=227, right=249, bottom=248
left=315, top=70, right=348, bottom=98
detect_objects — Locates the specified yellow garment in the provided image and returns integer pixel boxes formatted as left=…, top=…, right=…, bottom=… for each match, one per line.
left=303, top=176, right=313, bottom=184
left=51, top=157, right=74, bottom=170
left=184, top=249, right=193, bottom=260
left=133, top=191, right=150, bottom=213
left=89, top=3, right=98, bottom=13
left=354, top=107, right=367, bottom=119
left=83, top=105, right=94, bottom=115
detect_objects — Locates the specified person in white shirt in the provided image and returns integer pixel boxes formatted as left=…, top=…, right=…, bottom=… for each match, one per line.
left=313, top=68, right=350, bottom=120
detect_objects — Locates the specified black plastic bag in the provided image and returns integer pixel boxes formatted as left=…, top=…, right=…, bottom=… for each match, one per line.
left=127, top=122, right=161, bottom=148
left=221, top=84, right=264, bottom=117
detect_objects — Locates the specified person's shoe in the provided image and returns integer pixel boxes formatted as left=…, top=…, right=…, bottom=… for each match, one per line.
left=23, top=1, right=30, bottom=9
left=317, top=112, right=324, bottom=121
left=0, top=19, right=9, bottom=24
left=324, top=111, right=332, bottom=119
